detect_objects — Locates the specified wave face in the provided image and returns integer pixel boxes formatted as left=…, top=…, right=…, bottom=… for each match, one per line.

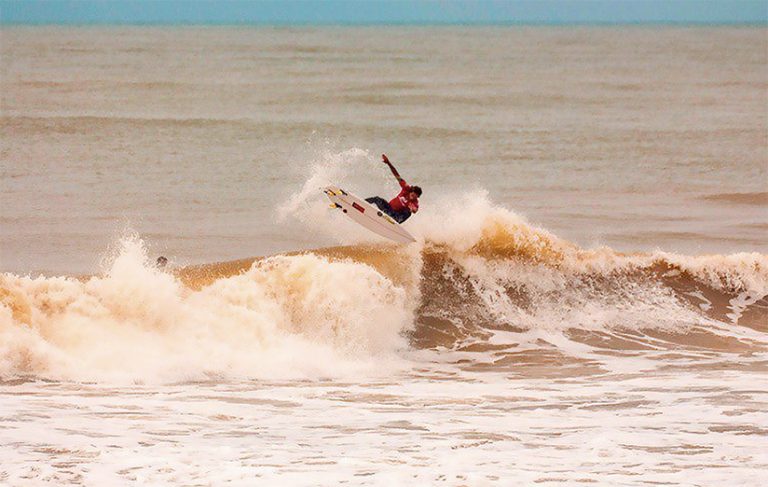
left=1, top=195, right=766, bottom=383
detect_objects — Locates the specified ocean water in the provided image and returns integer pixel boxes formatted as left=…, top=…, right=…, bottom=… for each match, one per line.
left=1, top=27, right=767, bottom=485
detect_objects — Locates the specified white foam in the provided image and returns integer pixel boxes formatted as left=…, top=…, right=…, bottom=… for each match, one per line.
left=0, top=238, right=415, bottom=383
left=2, top=369, right=766, bottom=486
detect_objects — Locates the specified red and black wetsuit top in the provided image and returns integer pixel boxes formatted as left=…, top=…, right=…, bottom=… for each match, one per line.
left=389, top=179, right=419, bottom=214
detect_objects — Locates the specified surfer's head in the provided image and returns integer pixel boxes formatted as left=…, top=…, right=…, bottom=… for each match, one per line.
left=410, top=186, right=422, bottom=198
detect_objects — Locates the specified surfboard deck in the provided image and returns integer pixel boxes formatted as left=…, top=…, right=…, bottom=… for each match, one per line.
left=323, top=186, right=416, bottom=244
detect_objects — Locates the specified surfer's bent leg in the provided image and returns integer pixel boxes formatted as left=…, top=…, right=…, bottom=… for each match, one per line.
left=391, top=210, right=411, bottom=224
left=366, top=197, right=412, bottom=223
left=366, top=197, right=390, bottom=212
left=366, top=196, right=411, bottom=223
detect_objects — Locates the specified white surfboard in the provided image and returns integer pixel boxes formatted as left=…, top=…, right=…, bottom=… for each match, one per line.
left=323, top=186, right=416, bottom=244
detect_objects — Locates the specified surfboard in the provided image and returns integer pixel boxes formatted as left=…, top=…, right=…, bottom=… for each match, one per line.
left=323, top=186, right=417, bottom=244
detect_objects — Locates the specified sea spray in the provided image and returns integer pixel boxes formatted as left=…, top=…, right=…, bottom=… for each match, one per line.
left=2, top=185, right=766, bottom=382
left=0, top=238, right=415, bottom=383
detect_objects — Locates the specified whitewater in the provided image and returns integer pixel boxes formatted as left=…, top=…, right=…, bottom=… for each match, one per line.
left=2, top=176, right=767, bottom=484
left=4, top=162, right=767, bottom=382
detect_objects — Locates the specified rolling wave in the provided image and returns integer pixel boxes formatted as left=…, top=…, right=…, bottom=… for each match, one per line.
left=1, top=201, right=766, bottom=382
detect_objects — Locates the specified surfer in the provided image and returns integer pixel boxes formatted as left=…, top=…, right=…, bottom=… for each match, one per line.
left=366, top=154, right=422, bottom=223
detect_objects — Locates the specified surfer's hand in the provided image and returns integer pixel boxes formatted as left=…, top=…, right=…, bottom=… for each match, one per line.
left=382, top=154, right=390, bottom=164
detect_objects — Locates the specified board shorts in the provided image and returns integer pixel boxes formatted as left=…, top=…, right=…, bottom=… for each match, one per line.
left=365, top=197, right=411, bottom=224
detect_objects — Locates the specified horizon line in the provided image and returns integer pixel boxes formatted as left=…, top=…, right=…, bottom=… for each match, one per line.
left=3, top=20, right=766, bottom=27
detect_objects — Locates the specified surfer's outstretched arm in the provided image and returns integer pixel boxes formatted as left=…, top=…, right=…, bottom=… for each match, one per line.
left=382, top=154, right=406, bottom=186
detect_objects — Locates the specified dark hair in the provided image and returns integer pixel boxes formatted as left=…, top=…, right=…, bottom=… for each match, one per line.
left=410, top=186, right=422, bottom=197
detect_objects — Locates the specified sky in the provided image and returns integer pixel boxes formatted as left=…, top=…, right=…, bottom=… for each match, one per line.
left=0, top=0, right=766, bottom=25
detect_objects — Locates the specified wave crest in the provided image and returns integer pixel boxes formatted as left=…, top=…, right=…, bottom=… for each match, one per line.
left=1, top=194, right=766, bottom=382
left=0, top=239, right=415, bottom=382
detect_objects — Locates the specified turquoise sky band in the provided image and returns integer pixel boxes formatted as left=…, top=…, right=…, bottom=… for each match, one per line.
left=1, top=0, right=766, bottom=25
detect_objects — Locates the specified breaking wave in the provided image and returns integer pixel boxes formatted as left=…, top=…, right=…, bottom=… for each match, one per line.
left=2, top=200, right=766, bottom=382
left=0, top=239, right=418, bottom=383
left=1, top=151, right=766, bottom=382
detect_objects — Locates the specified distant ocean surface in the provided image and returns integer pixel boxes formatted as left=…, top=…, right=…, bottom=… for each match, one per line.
left=2, top=26, right=766, bottom=273
left=1, top=27, right=767, bottom=486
